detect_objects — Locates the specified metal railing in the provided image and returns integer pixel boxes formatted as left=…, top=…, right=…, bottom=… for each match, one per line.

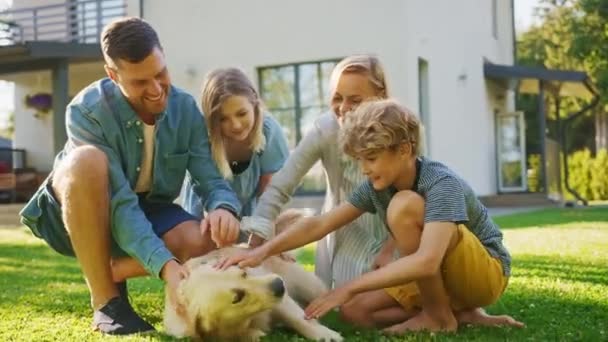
left=0, top=0, right=126, bottom=45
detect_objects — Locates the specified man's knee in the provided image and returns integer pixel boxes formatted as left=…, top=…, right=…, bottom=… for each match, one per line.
left=53, top=145, right=109, bottom=195
left=163, top=221, right=212, bottom=261
left=386, top=190, right=424, bottom=229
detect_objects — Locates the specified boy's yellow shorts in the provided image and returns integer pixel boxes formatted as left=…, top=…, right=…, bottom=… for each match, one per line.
left=385, top=224, right=508, bottom=311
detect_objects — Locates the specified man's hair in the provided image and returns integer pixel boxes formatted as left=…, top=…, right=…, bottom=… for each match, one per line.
left=340, top=99, right=421, bottom=157
left=101, top=17, right=162, bottom=67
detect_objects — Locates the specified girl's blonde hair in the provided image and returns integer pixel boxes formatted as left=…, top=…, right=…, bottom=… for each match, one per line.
left=340, top=99, right=421, bottom=157
left=201, top=68, right=265, bottom=179
left=329, top=55, right=389, bottom=99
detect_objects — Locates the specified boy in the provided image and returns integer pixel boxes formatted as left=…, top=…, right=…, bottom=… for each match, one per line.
left=219, top=99, right=523, bottom=333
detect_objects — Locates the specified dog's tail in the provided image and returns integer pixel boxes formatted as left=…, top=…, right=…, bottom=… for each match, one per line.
left=274, top=208, right=315, bottom=236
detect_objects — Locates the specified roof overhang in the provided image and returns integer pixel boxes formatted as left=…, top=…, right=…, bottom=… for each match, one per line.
left=0, top=41, right=102, bottom=74
left=484, top=63, right=597, bottom=100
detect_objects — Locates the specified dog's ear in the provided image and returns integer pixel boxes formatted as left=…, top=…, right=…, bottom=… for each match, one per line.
left=274, top=208, right=315, bottom=235
left=193, top=313, right=206, bottom=341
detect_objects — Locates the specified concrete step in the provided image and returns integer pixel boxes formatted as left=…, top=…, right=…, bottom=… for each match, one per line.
left=0, top=203, right=25, bottom=226
left=479, top=193, right=556, bottom=208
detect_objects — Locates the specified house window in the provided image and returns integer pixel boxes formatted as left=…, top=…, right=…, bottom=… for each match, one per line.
left=258, top=59, right=339, bottom=193
left=492, top=0, right=498, bottom=39
left=418, top=58, right=430, bottom=156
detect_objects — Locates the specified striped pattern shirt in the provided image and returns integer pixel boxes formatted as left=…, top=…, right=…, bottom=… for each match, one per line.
left=347, top=157, right=511, bottom=276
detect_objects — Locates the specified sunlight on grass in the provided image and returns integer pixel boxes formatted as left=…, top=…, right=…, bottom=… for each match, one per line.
left=0, top=206, right=607, bottom=341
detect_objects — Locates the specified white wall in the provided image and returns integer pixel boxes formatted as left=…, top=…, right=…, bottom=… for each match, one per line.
left=144, top=0, right=409, bottom=107
left=144, top=0, right=514, bottom=196
left=400, top=0, right=514, bottom=195
left=5, top=62, right=105, bottom=171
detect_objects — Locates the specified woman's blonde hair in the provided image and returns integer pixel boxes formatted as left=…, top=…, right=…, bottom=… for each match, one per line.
left=329, top=55, right=389, bottom=99
left=340, top=99, right=421, bottom=157
left=201, top=68, right=265, bottom=179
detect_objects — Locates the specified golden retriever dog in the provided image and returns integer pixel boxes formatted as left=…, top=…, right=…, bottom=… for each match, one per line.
left=163, top=210, right=343, bottom=341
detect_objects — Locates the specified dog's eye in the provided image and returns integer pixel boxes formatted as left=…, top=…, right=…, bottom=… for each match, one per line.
left=232, top=288, right=246, bottom=304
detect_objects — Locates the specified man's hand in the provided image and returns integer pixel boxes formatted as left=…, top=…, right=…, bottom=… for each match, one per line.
left=201, top=208, right=240, bottom=248
left=304, top=286, right=355, bottom=320
left=215, top=246, right=269, bottom=270
left=161, top=259, right=189, bottom=317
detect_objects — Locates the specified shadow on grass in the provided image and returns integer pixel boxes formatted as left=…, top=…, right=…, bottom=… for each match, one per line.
left=514, top=254, right=608, bottom=287
left=2, top=228, right=608, bottom=341
left=494, top=206, right=608, bottom=229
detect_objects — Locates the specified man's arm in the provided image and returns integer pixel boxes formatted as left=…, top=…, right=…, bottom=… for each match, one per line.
left=67, top=105, right=173, bottom=277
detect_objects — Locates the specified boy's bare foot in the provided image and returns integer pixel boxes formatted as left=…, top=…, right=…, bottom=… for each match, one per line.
left=456, top=308, right=524, bottom=328
left=383, top=310, right=457, bottom=334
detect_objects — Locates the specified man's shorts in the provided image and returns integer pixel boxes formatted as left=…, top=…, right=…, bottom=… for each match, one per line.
left=385, top=224, right=508, bottom=311
left=22, top=176, right=197, bottom=258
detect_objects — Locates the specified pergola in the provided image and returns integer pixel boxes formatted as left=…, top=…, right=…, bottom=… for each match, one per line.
left=484, top=63, right=599, bottom=204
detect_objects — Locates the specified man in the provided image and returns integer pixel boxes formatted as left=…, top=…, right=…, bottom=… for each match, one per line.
left=20, top=17, right=241, bottom=335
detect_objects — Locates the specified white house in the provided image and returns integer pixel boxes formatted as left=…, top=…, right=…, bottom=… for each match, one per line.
left=4, top=0, right=578, bottom=200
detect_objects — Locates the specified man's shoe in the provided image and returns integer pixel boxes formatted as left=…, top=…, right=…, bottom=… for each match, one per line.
left=116, top=281, right=128, bottom=300
left=92, top=297, right=155, bottom=335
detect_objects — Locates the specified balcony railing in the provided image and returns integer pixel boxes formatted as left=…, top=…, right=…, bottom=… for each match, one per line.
left=0, top=0, right=126, bottom=46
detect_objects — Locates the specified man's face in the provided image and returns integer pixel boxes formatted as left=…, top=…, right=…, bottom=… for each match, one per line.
left=105, top=46, right=171, bottom=116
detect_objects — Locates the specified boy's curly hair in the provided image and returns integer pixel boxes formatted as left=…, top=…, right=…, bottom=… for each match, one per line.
left=340, top=99, right=421, bottom=157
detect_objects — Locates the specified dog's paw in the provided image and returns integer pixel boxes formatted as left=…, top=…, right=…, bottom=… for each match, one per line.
left=244, top=328, right=266, bottom=342
left=310, top=326, right=343, bottom=342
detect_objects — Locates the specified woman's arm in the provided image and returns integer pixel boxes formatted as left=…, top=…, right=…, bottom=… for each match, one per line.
left=241, top=123, right=326, bottom=240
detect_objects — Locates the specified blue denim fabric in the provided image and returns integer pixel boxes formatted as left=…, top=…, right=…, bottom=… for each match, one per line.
left=20, top=78, right=240, bottom=277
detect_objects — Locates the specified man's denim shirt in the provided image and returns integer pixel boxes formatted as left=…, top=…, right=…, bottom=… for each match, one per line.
left=21, top=78, right=241, bottom=277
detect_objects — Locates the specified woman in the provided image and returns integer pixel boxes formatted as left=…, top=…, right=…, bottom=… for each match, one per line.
left=241, top=55, right=395, bottom=287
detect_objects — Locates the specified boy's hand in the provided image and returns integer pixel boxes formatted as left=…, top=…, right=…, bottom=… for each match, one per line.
left=215, top=246, right=269, bottom=270
left=201, top=208, right=240, bottom=247
left=305, top=286, right=354, bottom=320
left=161, top=260, right=189, bottom=317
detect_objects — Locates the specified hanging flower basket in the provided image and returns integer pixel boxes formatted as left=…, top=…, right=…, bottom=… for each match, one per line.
left=25, top=93, right=53, bottom=117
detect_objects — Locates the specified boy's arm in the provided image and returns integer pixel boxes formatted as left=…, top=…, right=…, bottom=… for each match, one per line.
left=218, top=203, right=363, bottom=269
left=305, top=221, right=457, bottom=318
left=264, top=203, right=363, bottom=256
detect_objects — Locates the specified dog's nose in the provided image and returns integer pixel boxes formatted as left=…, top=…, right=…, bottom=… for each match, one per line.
left=269, top=277, right=285, bottom=298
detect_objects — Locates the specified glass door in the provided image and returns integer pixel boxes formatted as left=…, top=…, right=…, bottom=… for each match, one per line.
left=496, top=111, right=527, bottom=192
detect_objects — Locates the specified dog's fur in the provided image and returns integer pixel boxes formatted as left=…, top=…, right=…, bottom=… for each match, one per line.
left=163, top=210, right=343, bottom=341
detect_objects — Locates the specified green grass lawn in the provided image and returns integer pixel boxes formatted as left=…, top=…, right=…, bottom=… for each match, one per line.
left=0, top=206, right=607, bottom=341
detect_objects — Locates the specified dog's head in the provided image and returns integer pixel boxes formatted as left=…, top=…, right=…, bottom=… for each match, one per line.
left=179, top=261, right=285, bottom=340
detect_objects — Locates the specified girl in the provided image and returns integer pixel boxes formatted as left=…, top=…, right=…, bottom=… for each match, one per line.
left=182, top=68, right=289, bottom=234
left=239, top=55, right=396, bottom=287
